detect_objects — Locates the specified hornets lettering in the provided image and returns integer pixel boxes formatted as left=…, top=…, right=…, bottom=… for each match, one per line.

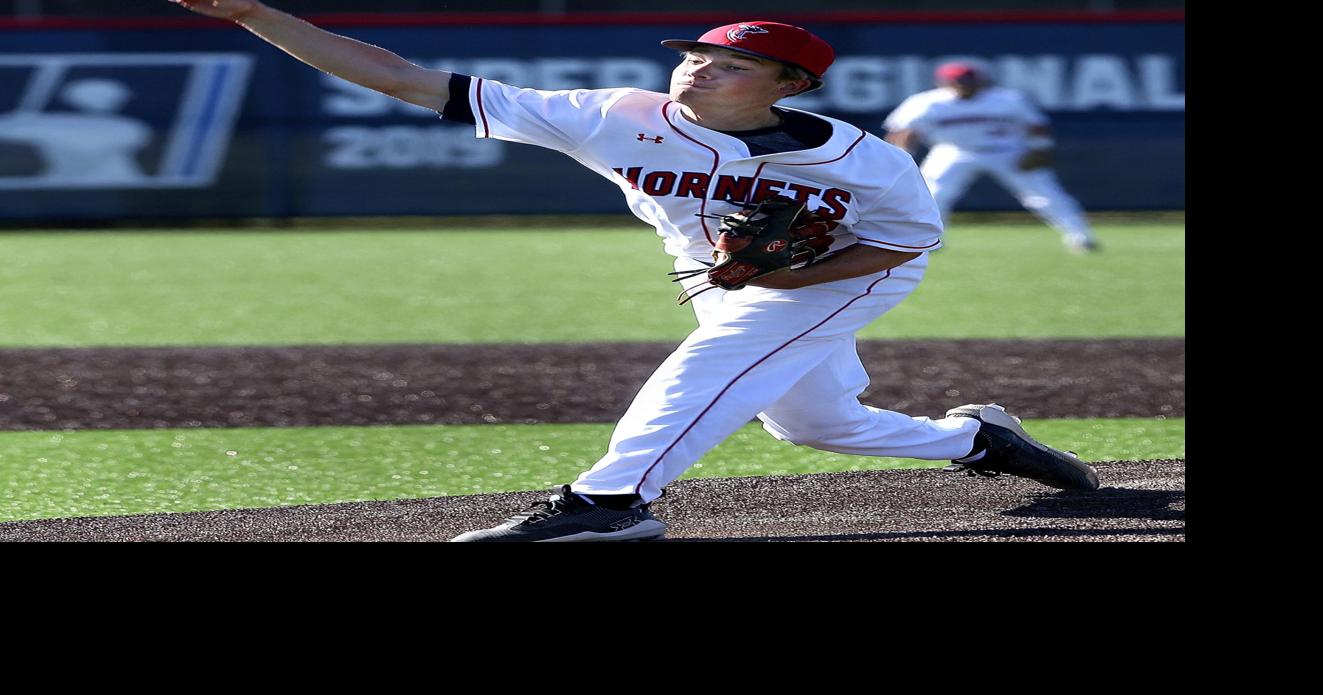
left=610, top=168, right=852, bottom=219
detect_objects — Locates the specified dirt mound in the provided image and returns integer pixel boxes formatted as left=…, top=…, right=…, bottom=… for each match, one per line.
left=1, top=338, right=1184, bottom=430
left=0, top=459, right=1184, bottom=542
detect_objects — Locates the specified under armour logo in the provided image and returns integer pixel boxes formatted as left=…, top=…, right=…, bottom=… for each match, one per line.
left=765, top=240, right=788, bottom=252
left=637, top=133, right=664, bottom=144
left=608, top=518, right=639, bottom=531
left=727, top=24, right=770, bottom=41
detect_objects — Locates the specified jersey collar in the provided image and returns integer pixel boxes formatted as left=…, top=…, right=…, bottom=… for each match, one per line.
left=663, top=101, right=864, bottom=164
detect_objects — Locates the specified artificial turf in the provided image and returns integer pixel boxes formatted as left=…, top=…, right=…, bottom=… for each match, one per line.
left=0, top=222, right=1184, bottom=347
left=0, top=417, right=1184, bottom=522
left=1, top=220, right=1185, bottom=524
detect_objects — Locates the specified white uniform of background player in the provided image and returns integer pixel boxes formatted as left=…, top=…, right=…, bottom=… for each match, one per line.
left=884, top=62, right=1100, bottom=253
left=168, top=1, right=1100, bottom=541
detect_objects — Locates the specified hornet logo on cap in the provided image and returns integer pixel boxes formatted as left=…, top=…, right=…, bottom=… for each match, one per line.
left=726, top=24, right=770, bottom=42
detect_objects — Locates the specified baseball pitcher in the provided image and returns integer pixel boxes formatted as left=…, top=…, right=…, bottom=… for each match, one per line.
left=168, top=1, right=1100, bottom=542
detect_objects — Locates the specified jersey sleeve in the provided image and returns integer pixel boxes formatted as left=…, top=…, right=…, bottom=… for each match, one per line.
left=461, top=78, right=636, bottom=154
left=1008, top=90, right=1050, bottom=127
left=849, top=146, right=944, bottom=253
left=882, top=95, right=928, bottom=134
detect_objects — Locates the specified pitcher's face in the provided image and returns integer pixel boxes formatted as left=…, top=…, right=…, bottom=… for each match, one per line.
left=669, top=47, right=790, bottom=109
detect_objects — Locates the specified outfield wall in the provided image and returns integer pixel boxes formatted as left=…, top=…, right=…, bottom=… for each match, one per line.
left=0, top=12, right=1184, bottom=220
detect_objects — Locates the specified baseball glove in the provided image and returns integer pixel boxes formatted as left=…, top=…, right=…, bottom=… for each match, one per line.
left=671, top=197, right=837, bottom=304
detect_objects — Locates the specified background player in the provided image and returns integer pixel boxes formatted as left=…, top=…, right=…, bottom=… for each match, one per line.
left=168, top=0, right=1100, bottom=542
left=883, top=61, right=1101, bottom=253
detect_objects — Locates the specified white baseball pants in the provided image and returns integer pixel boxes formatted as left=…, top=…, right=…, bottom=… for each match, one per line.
left=921, top=144, right=1096, bottom=244
left=571, top=253, right=981, bottom=502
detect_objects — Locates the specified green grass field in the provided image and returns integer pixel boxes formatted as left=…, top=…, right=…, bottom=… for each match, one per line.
left=0, top=418, right=1184, bottom=522
left=0, top=223, right=1184, bottom=347
left=0, top=220, right=1185, bottom=523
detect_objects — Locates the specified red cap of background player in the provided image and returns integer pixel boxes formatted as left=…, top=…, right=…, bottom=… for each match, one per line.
left=661, top=21, right=835, bottom=91
left=935, top=61, right=984, bottom=82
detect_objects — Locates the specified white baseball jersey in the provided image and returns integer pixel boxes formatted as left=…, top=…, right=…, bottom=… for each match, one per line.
left=882, top=85, right=1097, bottom=248
left=448, top=77, right=979, bottom=502
left=462, top=79, right=943, bottom=259
left=883, top=86, right=1049, bottom=152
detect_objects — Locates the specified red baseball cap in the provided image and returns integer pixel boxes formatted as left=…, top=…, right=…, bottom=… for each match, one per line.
left=661, top=21, right=835, bottom=92
left=935, top=61, right=987, bottom=83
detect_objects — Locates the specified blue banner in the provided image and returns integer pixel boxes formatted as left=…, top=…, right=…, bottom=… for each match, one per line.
left=0, top=17, right=1184, bottom=220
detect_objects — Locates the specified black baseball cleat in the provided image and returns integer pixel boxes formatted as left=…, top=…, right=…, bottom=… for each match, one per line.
left=944, top=403, right=1101, bottom=491
left=450, top=485, right=667, bottom=542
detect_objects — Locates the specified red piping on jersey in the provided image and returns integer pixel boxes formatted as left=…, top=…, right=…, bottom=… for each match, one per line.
left=663, top=101, right=719, bottom=247
left=747, top=129, right=941, bottom=250
left=746, top=127, right=867, bottom=198
left=764, top=127, right=869, bottom=174
left=634, top=269, right=894, bottom=496
left=475, top=78, right=491, bottom=138
left=855, top=234, right=941, bottom=250
left=746, top=128, right=864, bottom=202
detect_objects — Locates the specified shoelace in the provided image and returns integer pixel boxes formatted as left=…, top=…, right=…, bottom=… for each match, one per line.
left=508, top=499, right=560, bottom=525
left=507, top=486, right=665, bottom=524
left=508, top=486, right=580, bottom=525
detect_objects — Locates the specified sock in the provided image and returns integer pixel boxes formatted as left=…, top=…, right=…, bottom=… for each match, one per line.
left=576, top=493, right=642, bottom=510
left=954, top=448, right=988, bottom=463
left=953, top=433, right=989, bottom=463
